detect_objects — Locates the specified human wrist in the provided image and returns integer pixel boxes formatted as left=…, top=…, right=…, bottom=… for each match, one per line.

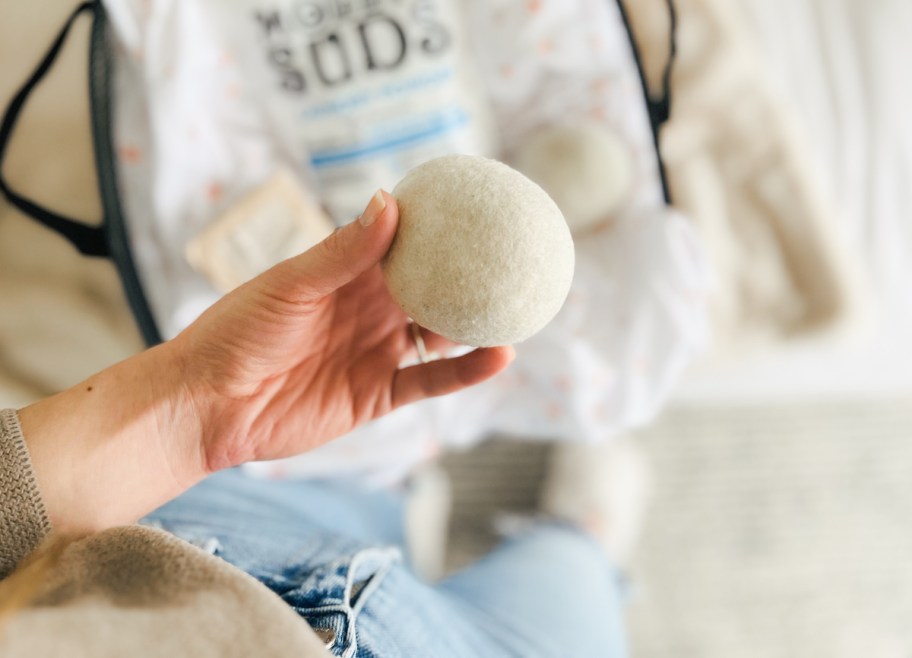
left=165, top=328, right=249, bottom=475
left=143, top=339, right=214, bottom=485
left=18, top=341, right=210, bottom=534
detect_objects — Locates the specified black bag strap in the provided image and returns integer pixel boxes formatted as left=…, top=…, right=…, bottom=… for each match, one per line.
left=652, top=0, right=677, bottom=126
left=616, top=0, right=678, bottom=202
left=0, top=1, right=108, bottom=257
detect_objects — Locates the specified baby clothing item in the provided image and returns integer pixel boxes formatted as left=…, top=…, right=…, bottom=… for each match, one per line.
left=1, top=0, right=708, bottom=484
left=202, top=0, right=703, bottom=483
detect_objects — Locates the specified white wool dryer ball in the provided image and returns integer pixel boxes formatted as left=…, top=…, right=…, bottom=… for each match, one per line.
left=512, top=122, right=633, bottom=235
left=383, top=155, right=575, bottom=347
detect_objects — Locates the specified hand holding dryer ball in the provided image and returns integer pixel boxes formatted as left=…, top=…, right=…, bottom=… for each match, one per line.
left=382, top=155, right=575, bottom=347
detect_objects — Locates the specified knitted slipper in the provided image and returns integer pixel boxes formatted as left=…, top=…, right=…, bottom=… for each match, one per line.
left=539, top=437, right=651, bottom=568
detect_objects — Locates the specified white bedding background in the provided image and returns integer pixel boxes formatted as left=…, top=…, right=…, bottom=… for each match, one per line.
left=667, top=0, right=912, bottom=403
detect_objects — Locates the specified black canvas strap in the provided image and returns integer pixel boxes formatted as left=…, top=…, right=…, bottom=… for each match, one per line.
left=616, top=0, right=678, bottom=202
left=0, top=1, right=108, bottom=257
left=654, top=0, right=678, bottom=126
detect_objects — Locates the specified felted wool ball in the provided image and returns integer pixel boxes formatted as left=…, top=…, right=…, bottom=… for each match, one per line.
left=512, top=122, right=633, bottom=235
left=383, top=155, right=575, bottom=347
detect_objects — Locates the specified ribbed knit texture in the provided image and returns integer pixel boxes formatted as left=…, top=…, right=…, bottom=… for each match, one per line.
left=0, top=408, right=331, bottom=656
left=0, top=408, right=51, bottom=579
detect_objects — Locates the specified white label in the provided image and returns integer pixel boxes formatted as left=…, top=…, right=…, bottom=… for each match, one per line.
left=248, top=0, right=496, bottom=221
left=185, top=170, right=335, bottom=292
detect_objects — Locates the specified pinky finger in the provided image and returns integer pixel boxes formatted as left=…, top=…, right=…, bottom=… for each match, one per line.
left=391, top=346, right=515, bottom=409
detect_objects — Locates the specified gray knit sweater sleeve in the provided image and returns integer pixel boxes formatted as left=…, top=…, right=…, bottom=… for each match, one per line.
left=0, top=408, right=51, bottom=579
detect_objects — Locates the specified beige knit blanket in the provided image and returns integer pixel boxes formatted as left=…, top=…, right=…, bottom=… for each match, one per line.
left=628, top=0, right=866, bottom=356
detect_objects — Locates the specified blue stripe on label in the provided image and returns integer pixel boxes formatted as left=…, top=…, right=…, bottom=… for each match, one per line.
left=309, top=110, right=469, bottom=168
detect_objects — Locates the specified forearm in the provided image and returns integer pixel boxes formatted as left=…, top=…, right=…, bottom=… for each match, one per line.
left=17, top=342, right=208, bottom=534
left=10, top=193, right=513, bottom=535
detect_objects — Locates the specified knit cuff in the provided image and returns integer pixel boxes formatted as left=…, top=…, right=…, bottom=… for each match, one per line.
left=0, top=408, right=52, bottom=579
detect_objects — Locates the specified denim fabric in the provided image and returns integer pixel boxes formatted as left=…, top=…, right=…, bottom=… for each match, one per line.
left=143, top=470, right=628, bottom=658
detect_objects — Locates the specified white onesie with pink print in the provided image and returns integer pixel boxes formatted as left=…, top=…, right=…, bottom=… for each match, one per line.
left=102, top=0, right=709, bottom=486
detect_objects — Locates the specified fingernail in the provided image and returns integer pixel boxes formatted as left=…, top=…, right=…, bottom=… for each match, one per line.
left=359, top=190, right=387, bottom=227
left=505, top=346, right=517, bottom=362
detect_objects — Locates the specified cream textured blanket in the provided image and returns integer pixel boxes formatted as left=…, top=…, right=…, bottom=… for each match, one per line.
left=631, top=0, right=912, bottom=401
left=629, top=0, right=867, bottom=354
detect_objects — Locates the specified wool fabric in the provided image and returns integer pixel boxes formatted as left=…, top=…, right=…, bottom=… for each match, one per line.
left=384, top=155, right=575, bottom=347
left=512, top=123, right=633, bottom=235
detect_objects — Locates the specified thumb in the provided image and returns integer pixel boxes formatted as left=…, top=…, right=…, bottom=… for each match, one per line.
left=264, top=190, right=398, bottom=303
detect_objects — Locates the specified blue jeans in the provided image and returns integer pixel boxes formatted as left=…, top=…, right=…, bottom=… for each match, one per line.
left=143, top=470, right=628, bottom=657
